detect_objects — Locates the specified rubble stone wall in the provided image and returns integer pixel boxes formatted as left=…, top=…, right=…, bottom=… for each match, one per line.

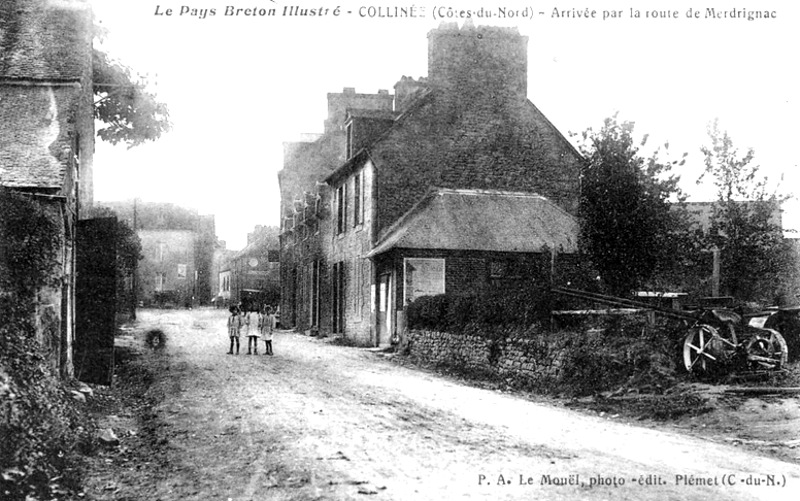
left=406, top=328, right=569, bottom=387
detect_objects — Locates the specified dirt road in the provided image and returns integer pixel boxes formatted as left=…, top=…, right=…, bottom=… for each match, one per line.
left=85, top=309, right=800, bottom=500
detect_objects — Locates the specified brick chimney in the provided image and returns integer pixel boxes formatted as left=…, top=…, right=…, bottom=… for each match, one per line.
left=427, top=22, right=528, bottom=104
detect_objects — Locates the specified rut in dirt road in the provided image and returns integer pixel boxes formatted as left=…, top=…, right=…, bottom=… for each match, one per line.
left=108, top=309, right=800, bottom=500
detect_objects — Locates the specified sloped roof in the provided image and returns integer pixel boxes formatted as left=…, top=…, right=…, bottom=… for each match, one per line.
left=326, top=88, right=583, bottom=235
left=0, top=85, right=79, bottom=189
left=346, top=108, right=396, bottom=120
left=0, top=0, right=92, bottom=190
left=368, top=188, right=579, bottom=257
left=0, top=0, right=92, bottom=81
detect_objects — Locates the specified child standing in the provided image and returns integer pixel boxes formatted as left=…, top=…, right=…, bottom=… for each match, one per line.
left=260, top=305, right=274, bottom=355
left=226, top=306, right=243, bottom=355
left=245, top=307, right=260, bottom=355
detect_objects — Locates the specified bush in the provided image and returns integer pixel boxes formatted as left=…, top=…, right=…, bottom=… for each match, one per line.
left=406, top=286, right=554, bottom=333
left=406, top=295, right=449, bottom=331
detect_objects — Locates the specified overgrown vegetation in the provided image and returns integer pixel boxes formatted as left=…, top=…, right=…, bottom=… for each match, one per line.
left=0, top=188, right=62, bottom=298
left=87, top=205, right=142, bottom=315
left=0, top=188, right=90, bottom=500
left=406, top=287, right=554, bottom=333
left=557, top=316, right=687, bottom=396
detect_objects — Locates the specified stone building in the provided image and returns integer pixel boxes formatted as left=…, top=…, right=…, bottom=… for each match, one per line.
left=0, top=0, right=95, bottom=378
left=102, top=201, right=217, bottom=307
left=219, top=225, right=280, bottom=310
left=279, top=23, right=583, bottom=345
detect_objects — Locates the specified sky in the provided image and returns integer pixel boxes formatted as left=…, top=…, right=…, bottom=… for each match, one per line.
left=90, top=0, right=800, bottom=250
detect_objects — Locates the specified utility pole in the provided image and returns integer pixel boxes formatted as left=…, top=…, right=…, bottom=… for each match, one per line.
left=131, top=198, right=138, bottom=321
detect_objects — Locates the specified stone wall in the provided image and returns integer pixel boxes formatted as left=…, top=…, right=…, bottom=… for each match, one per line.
left=406, top=328, right=569, bottom=388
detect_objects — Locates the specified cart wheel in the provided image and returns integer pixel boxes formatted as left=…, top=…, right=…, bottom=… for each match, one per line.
left=745, top=329, right=788, bottom=370
left=683, top=324, right=735, bottom=373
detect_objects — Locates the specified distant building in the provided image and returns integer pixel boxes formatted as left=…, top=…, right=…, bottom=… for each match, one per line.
left=101, top=201, right=217, bottom=307
left=682, top=201, right=782, bottom=234
left=279, top=23, right=583, bottom=345
left=212, top=240, right=235, bottom=308
left=220, top=225, right=280, bottom=310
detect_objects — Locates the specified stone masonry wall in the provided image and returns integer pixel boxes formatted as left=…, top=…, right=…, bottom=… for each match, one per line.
left=406, top=328, right=569, bottom=388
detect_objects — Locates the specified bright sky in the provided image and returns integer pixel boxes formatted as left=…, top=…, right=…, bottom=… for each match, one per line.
left=90, top=0, right=799, bottom=250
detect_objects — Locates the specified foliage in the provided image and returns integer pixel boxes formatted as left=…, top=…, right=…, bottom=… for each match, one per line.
left=575, top=116, right=693, bottom=296
left=88, top=206, right=142, bottom=276
left=406, top=287, right=554, bottom=332
left=558, top=316, right=685, bottom=396
left=0, top=324, right=90, bottom=501
left=0, top=189, right=88, bottom=500
left=0, top=188, right=63, bottom=302
left=87, top=206, right=142, bottom=313
left=699, top=120, right=797, bottom=302
left=93, top=46, right=171, bottom=148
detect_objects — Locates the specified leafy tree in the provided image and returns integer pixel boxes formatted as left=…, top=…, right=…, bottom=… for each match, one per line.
left=699, top=120, right=796, bottom=302
left=86, top=206, right=143, bottom=315
left=93, top=30, right=171, bottom=148
left=576, top=116, right=692, bottom=296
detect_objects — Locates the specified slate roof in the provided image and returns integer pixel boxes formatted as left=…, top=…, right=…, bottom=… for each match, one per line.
left=0, top=0, right=92, bottom=190
left=326, top=88, right=583, bottom=236
left=368, top=188, right=579, bottom=257
left=0, top=85, right=79, bottom=189
left=0, top=0, right=92, bottom=81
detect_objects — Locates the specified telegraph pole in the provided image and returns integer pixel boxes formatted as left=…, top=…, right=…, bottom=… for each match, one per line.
left=131, top=198, right=138, bottom=321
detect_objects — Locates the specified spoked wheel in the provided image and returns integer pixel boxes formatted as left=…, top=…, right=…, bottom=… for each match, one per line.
left=745, top=328, right=788, bottom=370
left=683, top=324, right=737, bottom=373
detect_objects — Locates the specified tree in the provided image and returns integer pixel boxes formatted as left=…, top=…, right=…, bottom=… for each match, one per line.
left=86, top=206, right=143, bottom=315
left=93, top=31, right=171, bottom=148
left=699, top=119, right=796, bottom=302
left=576, top=116, right=692, bottom=296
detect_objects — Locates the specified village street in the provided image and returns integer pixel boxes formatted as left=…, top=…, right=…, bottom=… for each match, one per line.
left=85, top=309, right=800, bottom=501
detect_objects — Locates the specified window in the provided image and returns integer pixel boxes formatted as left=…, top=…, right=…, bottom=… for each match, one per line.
left=403, top=258, right=445, bottom=305
left=490, top=258, right=522, bottom=280
left=489, top=260, right=507, bottom=278
left=353, top=172, right=364, bottom=227
left=155, top=242, right=167, bottom=262
left=345, top=122, right=353, bottom=158
left=353, top=257, right=360, bottom=312
left=177, top=264, right=187, bottom=279
left=310, top=260, right=320, bottom=327
left=332, top=261, right=345, bottom=334
left=155, top=272, right=167, bottom=292
left=335, top=183, right=348, bottom=234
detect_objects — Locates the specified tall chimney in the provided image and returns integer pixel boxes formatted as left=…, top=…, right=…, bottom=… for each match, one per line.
left=427, top=23, right=528, bottom=103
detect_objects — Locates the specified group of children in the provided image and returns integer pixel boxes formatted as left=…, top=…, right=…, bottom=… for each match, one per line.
left=226, top=304, right=277, bottom=355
